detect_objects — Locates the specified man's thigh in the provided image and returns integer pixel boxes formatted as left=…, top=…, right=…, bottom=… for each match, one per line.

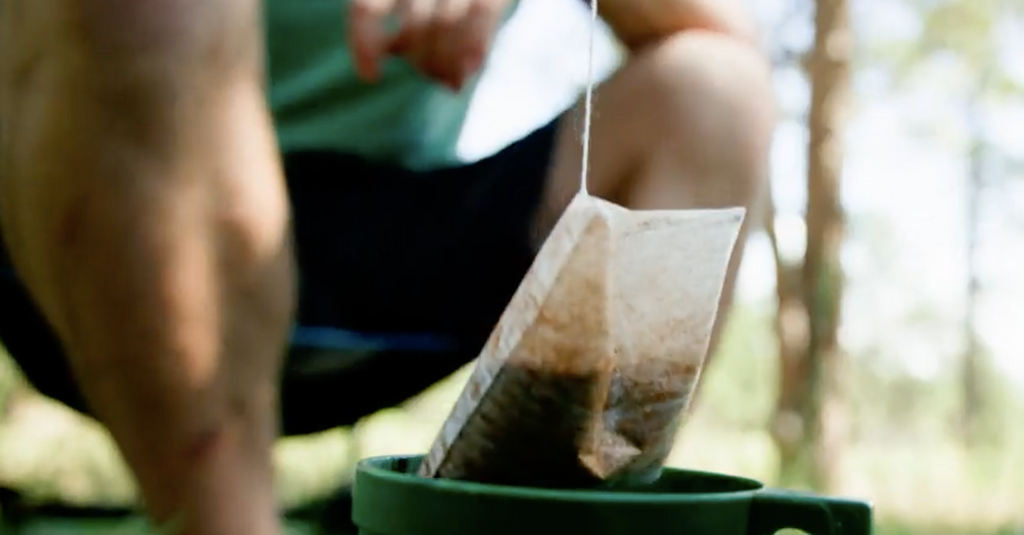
left=0, top=119, right=561, bottom=435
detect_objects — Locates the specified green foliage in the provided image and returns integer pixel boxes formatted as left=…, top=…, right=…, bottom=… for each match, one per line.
left=847, top=353, right=1022, bottom=447
left=6, top=517, right=1020, bottom=535
left=867, top=0, right=1024, bottom=95
left=875, top=523, right=1022, bottom=535
left=2, top=517, right=321, bottom=535
left=696, top=304, right=778, bottom=431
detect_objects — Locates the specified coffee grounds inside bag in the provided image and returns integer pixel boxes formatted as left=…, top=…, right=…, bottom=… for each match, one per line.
left=430, top=361, right=612, bottom=488
left=600, top=362, right=702, bottom=485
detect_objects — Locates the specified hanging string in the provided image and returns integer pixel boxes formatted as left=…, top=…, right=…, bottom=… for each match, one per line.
left=578, top=0, right=599, bottom=196
left=577, top=0, right=642, bottom=387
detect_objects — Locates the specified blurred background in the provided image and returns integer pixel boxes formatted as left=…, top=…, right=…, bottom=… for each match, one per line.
left=1, top=0, right=1023, bottom=533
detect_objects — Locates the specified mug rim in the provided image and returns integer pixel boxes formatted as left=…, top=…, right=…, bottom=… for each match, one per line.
left=356, top=454, right=766, bottom=504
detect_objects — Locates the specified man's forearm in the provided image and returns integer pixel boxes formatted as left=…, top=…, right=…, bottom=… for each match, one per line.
left=0, top=0, right=294, bottom=533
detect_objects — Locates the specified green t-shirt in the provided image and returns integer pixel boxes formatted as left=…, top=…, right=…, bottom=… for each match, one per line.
left=265, top=0, right=504, bottom=171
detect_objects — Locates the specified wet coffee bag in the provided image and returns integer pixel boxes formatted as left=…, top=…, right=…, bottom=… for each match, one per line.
left=418, top=192, right=744, bottom=488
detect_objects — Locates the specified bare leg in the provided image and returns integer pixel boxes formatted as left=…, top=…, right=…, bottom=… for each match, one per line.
left=0, top=0, right=293, bottom=534
left=537, top=30, right=775, bottom=361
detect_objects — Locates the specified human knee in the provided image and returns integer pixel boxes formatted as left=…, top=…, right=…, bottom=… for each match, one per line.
left=53, top=0, right=259, bottom=67
left=628, top=31, right=775, bottom=201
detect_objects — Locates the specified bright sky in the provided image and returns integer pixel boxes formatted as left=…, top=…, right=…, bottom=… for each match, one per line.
left=457, top=0, right=1024, bottom=385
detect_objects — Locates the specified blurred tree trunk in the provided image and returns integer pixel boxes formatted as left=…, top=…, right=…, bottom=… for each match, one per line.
left=764, top=196, right=809, bottom=483
left=802, top=0, right=851, bottom=492
left=768, top=0, right=851, bottom=492
left=961, top=98, right=986, bottom=446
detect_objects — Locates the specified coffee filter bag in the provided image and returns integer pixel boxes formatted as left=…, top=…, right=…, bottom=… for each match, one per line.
left=418, top=191, right=745, bottom=488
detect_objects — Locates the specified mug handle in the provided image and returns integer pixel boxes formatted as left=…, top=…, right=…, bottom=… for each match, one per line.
left=747, top=488, right=873, bottom=535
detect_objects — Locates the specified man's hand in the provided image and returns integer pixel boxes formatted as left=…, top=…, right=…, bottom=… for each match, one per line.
left=348, top=0, right=513, bottom=90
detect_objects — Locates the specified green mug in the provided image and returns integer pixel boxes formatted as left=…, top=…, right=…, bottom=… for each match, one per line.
left=352, top=455, right=872, bottom=535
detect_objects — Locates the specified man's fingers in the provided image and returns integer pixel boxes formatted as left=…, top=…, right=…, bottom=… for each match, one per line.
left=454, top=0, right=500, bottom=82
left=387, top=0, right=432, bottom=55
left=423, top=0, right=470, bottom=89
left=348, top=0, right=397, bottom=82
left=383, top=0, right=505, bottom=90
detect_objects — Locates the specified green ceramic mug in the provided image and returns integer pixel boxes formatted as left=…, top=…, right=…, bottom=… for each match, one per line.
left=352, top=455, right=872, bottom=535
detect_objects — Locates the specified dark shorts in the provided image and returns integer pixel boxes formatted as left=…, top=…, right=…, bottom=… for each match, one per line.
left=0, top=120, right=559, bottom=436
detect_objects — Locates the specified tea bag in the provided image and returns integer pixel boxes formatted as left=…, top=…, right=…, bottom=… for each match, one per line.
left=417, top=191, right=744, bottom=487
left=598, top=203, right=744, bottom=485
left=416, top=0, right=744, bottom=487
